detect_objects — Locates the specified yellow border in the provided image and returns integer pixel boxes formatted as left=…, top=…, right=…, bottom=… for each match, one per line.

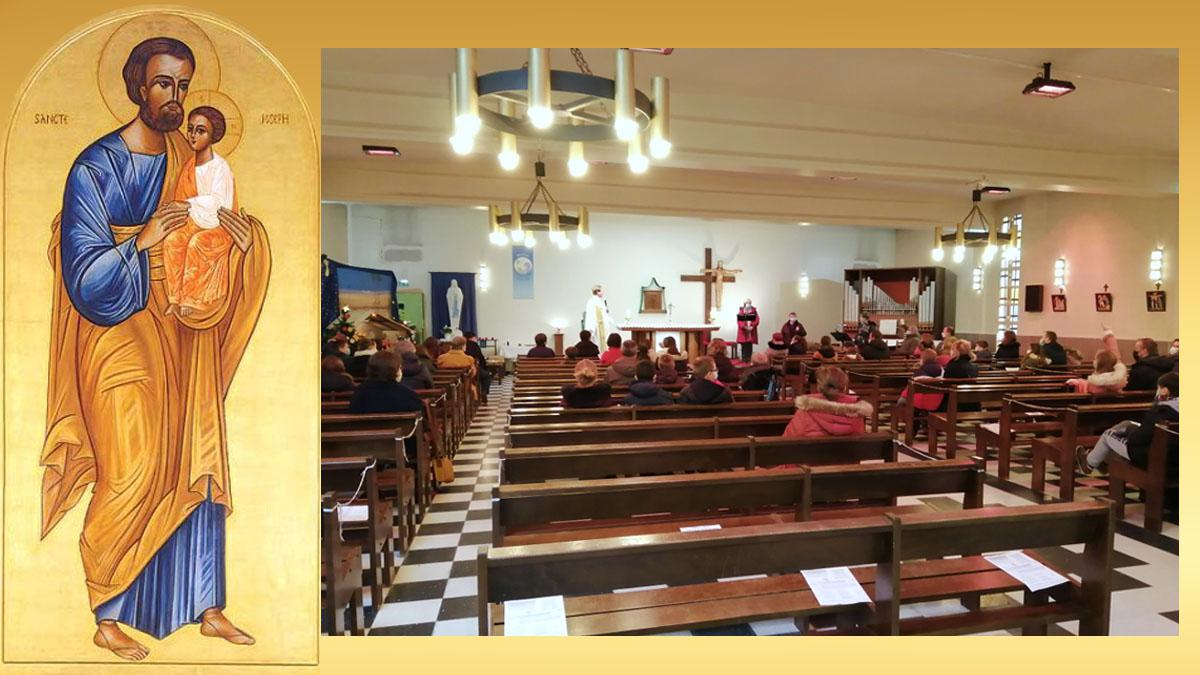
left=1, top=1, right=1192, bottom=673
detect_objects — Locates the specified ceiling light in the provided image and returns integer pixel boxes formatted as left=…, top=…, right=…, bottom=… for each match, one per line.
left=568, top=140, right=588, bottom=178
left=524, top=232, right=537, bottom=248
left=931, top=185, right=1010, bottom=265
left=1023, top=62, right=1076, bottom=98
left=361, top=144, right=400, bottom=157
left=628, top=133, right=649, bottom=174
left=489, top=162, right=591, bottom=251
left=448, top=48, right=669, bottom=174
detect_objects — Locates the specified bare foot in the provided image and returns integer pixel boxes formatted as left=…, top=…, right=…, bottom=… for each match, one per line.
left=200, top=608, right=255, bottom=645
left=178, top=305, right=194, bottom=318
left=93, top=621, right=149, bottom=661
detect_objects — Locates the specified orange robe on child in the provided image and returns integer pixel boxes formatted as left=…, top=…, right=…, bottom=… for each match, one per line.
left=163, top=155, right=236, bottom=312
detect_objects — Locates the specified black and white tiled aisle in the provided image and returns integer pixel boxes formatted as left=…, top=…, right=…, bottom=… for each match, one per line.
left=353, top=380, right=1179, bottom=636
left=365, top=381, right=509, bottom=636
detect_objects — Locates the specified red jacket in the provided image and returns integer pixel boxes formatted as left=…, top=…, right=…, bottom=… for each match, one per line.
left=736, top=306, right=760, bottom=344
left=782, top=393, right=872, bottom=437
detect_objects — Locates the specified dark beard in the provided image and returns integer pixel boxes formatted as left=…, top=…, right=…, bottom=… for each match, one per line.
left=139, top=101, right=184, bottom=132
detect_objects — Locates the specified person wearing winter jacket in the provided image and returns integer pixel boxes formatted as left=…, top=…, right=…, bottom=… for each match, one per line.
left=604, top=340, right=640, bottom=385
left=859, top=330, right=891, bottom=360
left=654, top=353, right=680, bottom=385
left=1040, top=331, right=1068, bottom=366
left=1127, top=337, right=1178, bottom=391
left=1067, top=341, right=1127, bottom=394
left=739, top=351, right=775, bottom=391
left=677, top=357, right=733, bottom=405
left=783, top=366, right=873, bottom=438
left=561, top=360, right=614, bottom=408
left=994, top=330, right=1022, bottom=361
left=1077, top=372, right=1178, bottom=480
left=622, top=361, right=676, bottom=406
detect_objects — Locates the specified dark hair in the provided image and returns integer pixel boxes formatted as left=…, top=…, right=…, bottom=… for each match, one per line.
left=321, top=355, right=346, bottom=373
left=579, top=330, right=592, bottom=341
left=123, top=37, right=195, bottom=106
left=1158, top=372, right=1179, bottom=397
left=366, top=350, right=401, bottom=382
left=1140, top=338, right=1160, bottom=357
left=636, top=343, right=650, bottom=361
left=1029, top=343, right=1043, bottom=356
left=354, top=337, right=373, bottom=351
left=621, top=340, right=638, bottom=357
left=820, top=335, right=832, bottom=347
left=607, top=333, right=623, bottom=349
left=661, top=336, right=680, bottom=355
left=943, top=325, right=955, bottom=335
left=975, top=340, right=989, bottom=350
left=1044, top=330, right=1058, bottom=343
left=1002, top=330, right=1017, bottom=345
left=635, top=360, right=655, bottom=381
left=463, top=330, right=477, bottom=339
left=189, top=105, right=226, bottom=142
left=564, top=346, right=579, bottom=359
left=534, top=333, right=548, bottom=345
left=869, top=330, right=882, bottom=341
left=421, top=336, right=439, bottom=357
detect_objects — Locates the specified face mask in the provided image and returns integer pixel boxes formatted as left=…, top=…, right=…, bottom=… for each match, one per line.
left=788, top=317, right=796, bottom=323
left=1169, top=346, right=1179, bottom=355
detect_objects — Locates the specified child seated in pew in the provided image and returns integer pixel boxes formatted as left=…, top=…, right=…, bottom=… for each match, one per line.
left=1077, top=372, right=1178, bottom=494
left=561, top=359, right=615, bottom=408
left=1021, top=342, right=1051, bottom=369
left=813, top=335, right=837, bottom=360
left=348, top=351, right=425, bottom=414
left=1067, top=348, right=1128, bottom=395
left=783, top=365, right=873, bottom=438
left=654, top=353, right=680, bottom=385
left=677, top=357, right=733, bottom=405
left=599, top=333, right=624, bottom=366
left=622, top=361, right=676, bottom=406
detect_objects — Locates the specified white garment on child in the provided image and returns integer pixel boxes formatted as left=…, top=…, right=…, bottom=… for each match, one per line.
left=187, top=151, right=234, bottom=229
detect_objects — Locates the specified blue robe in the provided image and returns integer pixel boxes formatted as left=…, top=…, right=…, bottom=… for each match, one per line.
left=62, top=128, right=225, bottom=639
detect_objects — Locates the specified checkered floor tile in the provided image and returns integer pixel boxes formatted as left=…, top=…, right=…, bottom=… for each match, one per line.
left=327, top=383, right=1178, bottom=636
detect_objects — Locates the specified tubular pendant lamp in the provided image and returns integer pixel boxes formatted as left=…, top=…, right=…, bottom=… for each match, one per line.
left=527, top=48, right=553, bottom=129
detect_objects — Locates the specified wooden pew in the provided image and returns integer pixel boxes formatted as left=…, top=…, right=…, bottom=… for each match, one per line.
left=491, top=458, right=985, bottom=546
left=506, top=414, right=794, bottom=449
left=898, top=376, right=1072, bottom=447
left=321, top=493, right=366, bottom=636
left=1106, top=422, right=1177, bottom=532
left=478, top=501, right=1115, bottom=636
left=922, top=381, right=1076, bottom=458
left=322, top=417, right=429, bottom=524
left=975, top=391, right=1154, bottom=480
left=500, top=433, right=898, bottom=483
left=507, top=400, right=793, bottom=426
left=1029, top=403, right=1153, bottom=501
left=321, top=457, right=394, bottom=612
left=509, top=388, right=766, bottom=409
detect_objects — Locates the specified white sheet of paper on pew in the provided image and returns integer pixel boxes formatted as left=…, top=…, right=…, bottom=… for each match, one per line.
left=801, top=566, right=871, bottom=607
left=983, top=551, right=1069, bottom=593
left=980, top=422, right=1001, bottom=435
left=504, top=595, right=569, bottom=636
left=336, top=504, right=368, bottom=523
left=679, top=524, right=722, bottom=532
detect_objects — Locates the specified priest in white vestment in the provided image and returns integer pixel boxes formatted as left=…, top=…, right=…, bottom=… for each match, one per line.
left=584, top=285, right=620, bottom=340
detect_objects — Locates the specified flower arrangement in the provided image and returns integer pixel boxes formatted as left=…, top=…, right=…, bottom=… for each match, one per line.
left=324, top=305, right=358, bottom=342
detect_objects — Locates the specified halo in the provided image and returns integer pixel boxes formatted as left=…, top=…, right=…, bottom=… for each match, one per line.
left=184, top=89, right=244, bottom=157
left=96, top=13, right=221, bottom=123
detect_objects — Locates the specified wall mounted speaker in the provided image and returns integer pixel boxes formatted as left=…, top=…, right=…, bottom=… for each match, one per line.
left=1025, top=284, right=1044, bottom=312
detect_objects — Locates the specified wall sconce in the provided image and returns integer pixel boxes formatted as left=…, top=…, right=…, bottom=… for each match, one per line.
left=1149, top=247, right=1164, bottom=288
left=798, top=273, right=811, bottom=298
left=478, top=262, right=491, bottom=292
left=1053, top=257, right=1067, bottom=290
left=972, top=266, right=983, bottom=293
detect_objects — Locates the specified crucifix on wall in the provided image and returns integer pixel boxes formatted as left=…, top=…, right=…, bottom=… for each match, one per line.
left=681, top=247, right=740, bottom=321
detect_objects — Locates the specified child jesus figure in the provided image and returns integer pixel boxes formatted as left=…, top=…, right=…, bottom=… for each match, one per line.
left=163, top=105, right=236, bottom=318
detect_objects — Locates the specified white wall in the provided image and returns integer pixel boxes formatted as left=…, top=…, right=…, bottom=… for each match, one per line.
left=321, top=202, right=349, bottom=262
left=895, top=192, right=1178, bottom=344
left=326, top=204, right=896, bottom=348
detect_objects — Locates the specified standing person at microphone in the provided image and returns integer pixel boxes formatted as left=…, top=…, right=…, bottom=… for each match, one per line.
left=735, top=298, right=760, bottom=363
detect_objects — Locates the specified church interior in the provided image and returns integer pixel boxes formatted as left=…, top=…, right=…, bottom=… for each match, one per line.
left=319, top=48, right=1178, bottom=637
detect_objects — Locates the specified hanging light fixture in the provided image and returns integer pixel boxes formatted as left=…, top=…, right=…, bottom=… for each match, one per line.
left=932, top=184, right=1011, bottom=265
left=487, top=159, right=591, bottom=252
left=649, top=76, right=671, bottom=158
left=1023, top=62, right=1076, bottom=99
left=446, top=48, right=672, bottom=175
left=576, top=207, right=592, bottom=248
left=526, top=48, right=554, bottom=129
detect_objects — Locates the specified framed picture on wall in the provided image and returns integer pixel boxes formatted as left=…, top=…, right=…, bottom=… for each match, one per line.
left=1147, top=290, right=1167, bottom=312
left=1051, top=294, right=1067, bottom=312
left=1094, top=292, right=1113, bottom=312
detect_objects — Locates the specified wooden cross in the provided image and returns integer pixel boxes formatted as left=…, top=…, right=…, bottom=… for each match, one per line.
left=681, top=247, right=739, bottom=322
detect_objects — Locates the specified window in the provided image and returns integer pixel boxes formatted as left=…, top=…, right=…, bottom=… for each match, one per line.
left=996, top=214, right=1022, bottom=343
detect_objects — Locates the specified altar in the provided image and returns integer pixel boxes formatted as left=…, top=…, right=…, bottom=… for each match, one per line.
left=620, top=323, right=721, bottom=360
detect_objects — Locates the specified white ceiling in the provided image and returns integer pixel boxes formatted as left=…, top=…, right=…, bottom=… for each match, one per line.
left=323, top=48, right=1177, bottom=156
left=321, top=48, right=1178, bottom=226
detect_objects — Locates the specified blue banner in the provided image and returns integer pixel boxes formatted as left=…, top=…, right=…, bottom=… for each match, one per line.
left=512, top=245, right=534, bottom=299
